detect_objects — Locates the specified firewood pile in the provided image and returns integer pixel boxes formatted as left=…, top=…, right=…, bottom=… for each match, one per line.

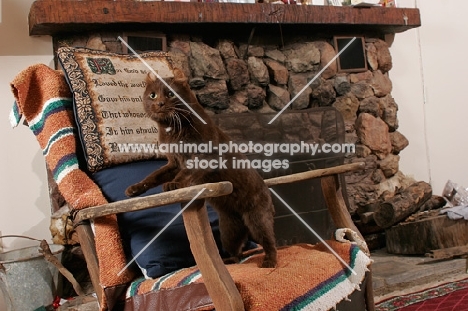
left=353, top=181, right=449, bottom=253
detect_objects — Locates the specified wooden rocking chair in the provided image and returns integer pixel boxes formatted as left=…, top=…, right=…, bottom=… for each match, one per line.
left=72, top=161, right=373, bottom=311
left=11, top=64, right=374, bottom=310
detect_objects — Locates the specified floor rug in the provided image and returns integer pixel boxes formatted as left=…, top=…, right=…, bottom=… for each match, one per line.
left=376, top=278, right=468, bottom=311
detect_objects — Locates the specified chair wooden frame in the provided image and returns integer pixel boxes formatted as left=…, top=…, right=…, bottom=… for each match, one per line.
left=71, top=161, right=375, bottom=311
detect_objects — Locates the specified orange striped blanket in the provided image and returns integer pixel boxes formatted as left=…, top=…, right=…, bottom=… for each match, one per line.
left=126, top=242, right=371, bottom=311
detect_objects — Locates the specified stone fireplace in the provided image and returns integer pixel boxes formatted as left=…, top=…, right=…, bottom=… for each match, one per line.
left=29, top=0, right=422, bottom=248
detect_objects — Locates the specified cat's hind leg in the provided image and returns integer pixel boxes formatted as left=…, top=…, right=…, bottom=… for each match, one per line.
left=243, top=207, right=277, bottom=268
left=217, top=211, right=249, bottom=264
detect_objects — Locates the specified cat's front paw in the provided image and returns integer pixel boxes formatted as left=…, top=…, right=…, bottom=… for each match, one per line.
left=163, top=182, right=180, bottom=192
left=125, top=183, right=146, bottom=197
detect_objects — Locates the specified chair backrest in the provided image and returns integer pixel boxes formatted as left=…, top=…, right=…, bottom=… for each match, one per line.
left=212, top=107, right=347, bottom=245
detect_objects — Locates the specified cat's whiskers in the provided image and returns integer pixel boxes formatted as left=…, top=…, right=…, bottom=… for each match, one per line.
left=174, top=113, right=183, bottom=141
left=169, top=111, right=177, bottom=130
left=176, top=109, right=200, bottom=136
left=173, top=103, right=199, bottom=133
left=168, top=110, right=183, bottom=141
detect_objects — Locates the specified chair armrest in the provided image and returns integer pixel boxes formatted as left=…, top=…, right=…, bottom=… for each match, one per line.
left=264, top=162, right=365, bottom=187
left=73, top=181, right=233, bottom=223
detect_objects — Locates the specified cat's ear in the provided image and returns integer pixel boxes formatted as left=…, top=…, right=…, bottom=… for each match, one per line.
left=172, top=68, right=188, bottom=84
left=146, top=72, right=158, bottom=83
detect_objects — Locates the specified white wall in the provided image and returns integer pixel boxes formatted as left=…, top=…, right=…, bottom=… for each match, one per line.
left=0, top=1, right=53, bottom=308
left=390, top=0, right=429, bottom=183
left=393, top=0, right=468, bottom=195
left=0, top=0, right=53, bottom=252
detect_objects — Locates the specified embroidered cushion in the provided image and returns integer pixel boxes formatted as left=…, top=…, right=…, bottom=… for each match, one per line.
left=57, top=47, right=172, bottom=172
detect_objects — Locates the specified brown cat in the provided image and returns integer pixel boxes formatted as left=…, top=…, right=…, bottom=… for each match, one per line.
left=125, top=68, right=277, bottom=268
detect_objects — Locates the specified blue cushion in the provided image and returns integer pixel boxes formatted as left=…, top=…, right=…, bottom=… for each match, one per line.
left=92, top=160, right=226, bottom=278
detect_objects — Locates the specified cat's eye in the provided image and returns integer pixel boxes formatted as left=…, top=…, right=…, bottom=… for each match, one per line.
left=167, top=91, right=175, bottom=98
left=149, top=92, right=157, bottom=99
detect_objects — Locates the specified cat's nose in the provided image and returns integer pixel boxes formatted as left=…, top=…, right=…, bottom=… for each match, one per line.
left=157, top=101, right=164, bottom=107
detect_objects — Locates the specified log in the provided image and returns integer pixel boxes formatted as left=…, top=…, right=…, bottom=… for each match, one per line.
left=360, top=212, right=376, bottom=224
left=354, top=220, right=384, bottom=235
left=364, top=233, right=386, bottom=251
left=386, top=215, right=468, bottom=255
left=374, top=181, right=432, bottom=228
left=425, top=245, right=468, bottom=260
left=419, top=195, right=447, bottom=212
left=356, top=203, right=379, bottom=224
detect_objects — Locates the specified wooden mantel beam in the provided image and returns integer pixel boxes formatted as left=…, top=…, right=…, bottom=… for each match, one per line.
left=29, top=0, right=421, bottom=36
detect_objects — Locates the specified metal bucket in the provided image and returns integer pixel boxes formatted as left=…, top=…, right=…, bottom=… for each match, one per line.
left=0, top=244, right=64, bottom=311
